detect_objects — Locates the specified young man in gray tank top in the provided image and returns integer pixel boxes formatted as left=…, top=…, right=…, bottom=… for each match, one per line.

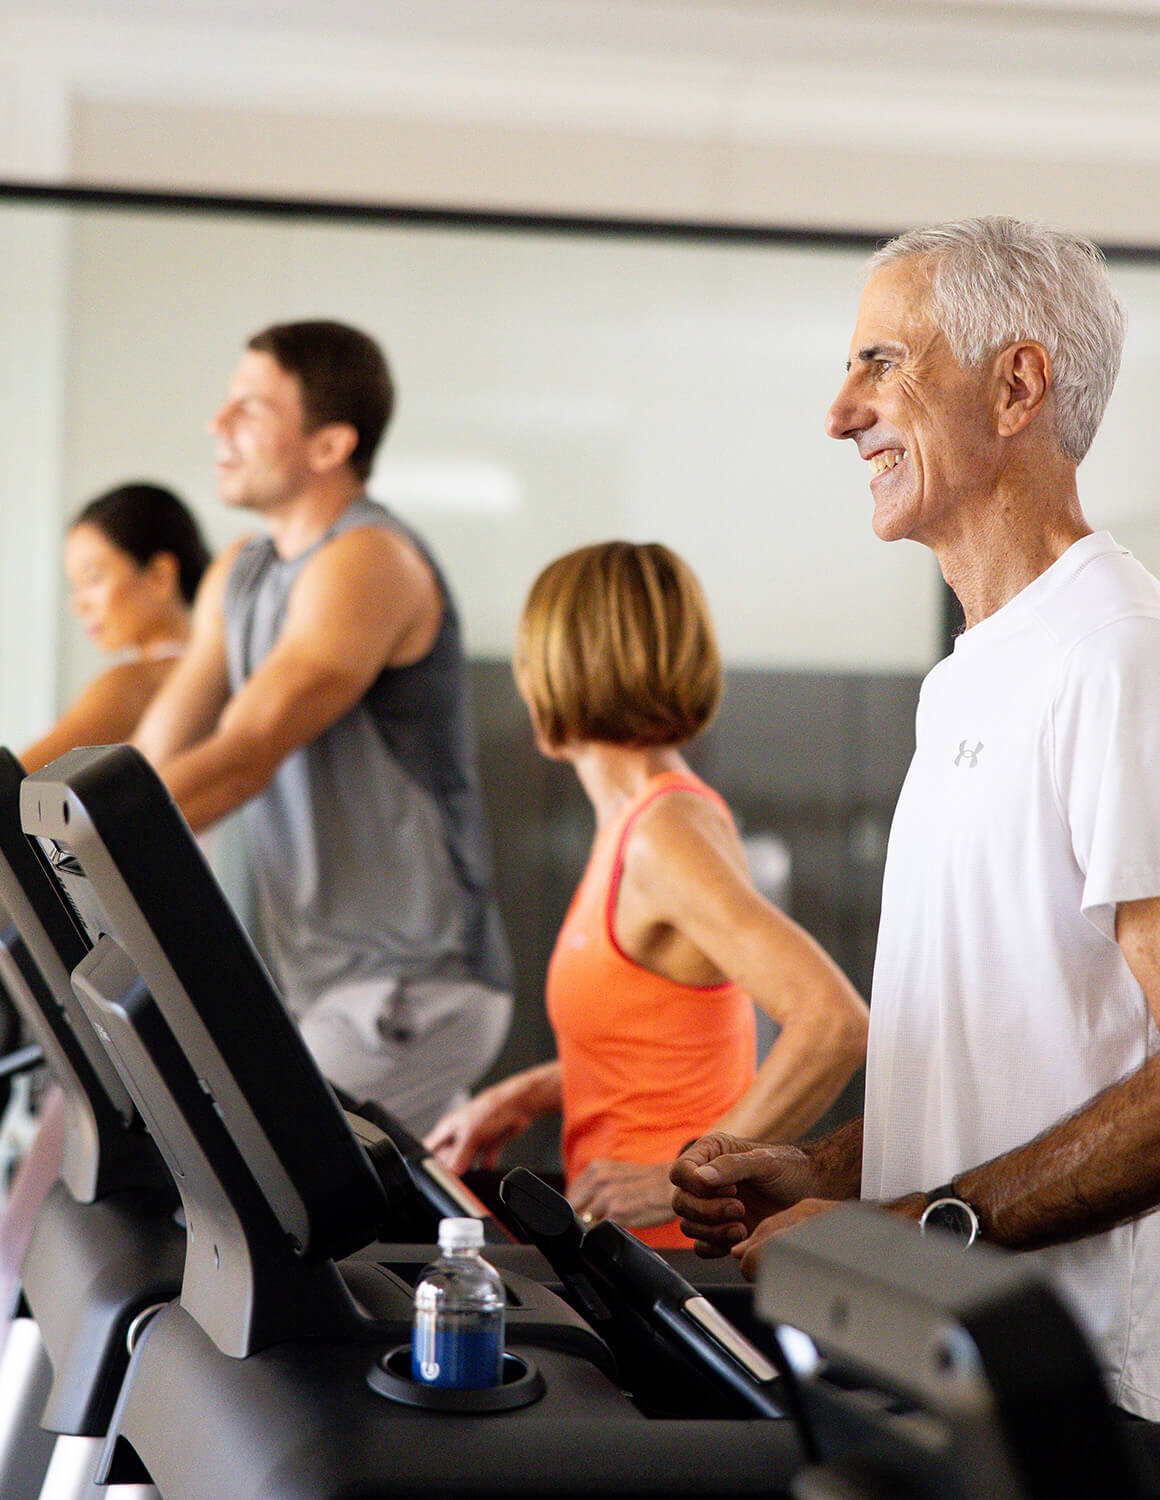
left=133, top=320, right=511, bottom=1135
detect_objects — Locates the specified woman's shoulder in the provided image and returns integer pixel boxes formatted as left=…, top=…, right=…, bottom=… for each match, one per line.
left=19, top=654, right=182, bottom=772
left=87, top=655, right=179, bottom=718
left=633, top=770, right=732, bottom=826
left=622, top=772, right=740, bottom=872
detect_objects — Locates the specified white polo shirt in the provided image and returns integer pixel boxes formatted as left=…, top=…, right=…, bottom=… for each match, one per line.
left=863, top=531, right=1160, bottom=1417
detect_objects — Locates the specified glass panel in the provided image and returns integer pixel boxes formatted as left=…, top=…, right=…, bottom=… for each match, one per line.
left=41, top=201, right=945, bottom=704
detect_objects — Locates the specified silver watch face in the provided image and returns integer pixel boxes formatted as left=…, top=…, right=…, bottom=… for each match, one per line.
left=921, top=1197, right=979, bottom=1246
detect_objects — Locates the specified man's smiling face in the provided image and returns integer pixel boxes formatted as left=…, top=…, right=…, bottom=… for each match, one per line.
left=209, top=350, right=318, bottom=514
left=825, top=256, right=1000, bottom=549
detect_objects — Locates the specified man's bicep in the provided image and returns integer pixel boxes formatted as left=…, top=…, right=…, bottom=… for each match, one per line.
left=132, top=541, right=243, bottom=764
left=133, top=637, right=232, bottom=765
left=277, top=529, right=437, bottom=696
left=282, top=522, right=441, bottom=675
left=213, top=541, right=419, bottom=758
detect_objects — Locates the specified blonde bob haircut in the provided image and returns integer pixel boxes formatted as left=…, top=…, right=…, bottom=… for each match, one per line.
left=517, top=541, right=722, bottom=750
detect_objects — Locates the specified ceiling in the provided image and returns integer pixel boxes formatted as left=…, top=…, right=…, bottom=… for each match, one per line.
left=6, top=0, right=1160, bottom=43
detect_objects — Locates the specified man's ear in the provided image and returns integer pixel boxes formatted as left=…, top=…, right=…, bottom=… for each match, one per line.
left=307, top=420, right=360, bottom=475
left=995, top=341, right=1051, bottom=438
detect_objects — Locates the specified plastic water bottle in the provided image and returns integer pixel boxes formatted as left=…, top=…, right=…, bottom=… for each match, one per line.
left=411, top=1217, right=505, bottom=1389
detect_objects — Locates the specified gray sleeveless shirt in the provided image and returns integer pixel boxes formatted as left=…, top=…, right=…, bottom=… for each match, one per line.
left=224, top=496, right=511, bottom=1015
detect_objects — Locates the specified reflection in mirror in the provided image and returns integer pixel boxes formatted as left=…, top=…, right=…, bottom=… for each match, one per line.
left=10, top=198, right=947, bottom=708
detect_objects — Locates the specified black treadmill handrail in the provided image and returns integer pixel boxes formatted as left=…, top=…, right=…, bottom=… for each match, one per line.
left=344, top=1094, right=513, bottom=1243
left=499, top=1166, right=793, bottom=1425
left=0, top=746, right=169, bottom=1201
left=22, top=745, right=389, bottom=1266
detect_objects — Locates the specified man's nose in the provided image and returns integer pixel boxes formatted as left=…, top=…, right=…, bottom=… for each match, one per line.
left=825, top=376, right=869, bottom=442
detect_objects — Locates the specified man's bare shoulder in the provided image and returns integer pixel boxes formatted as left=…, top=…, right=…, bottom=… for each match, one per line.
left=315, top=519, right=433, bottom=575
left=189, top=534, right=256, bottom=623
left=296, top=521, right=440, bottom=612
left=276, top=519, right=442, bottom=666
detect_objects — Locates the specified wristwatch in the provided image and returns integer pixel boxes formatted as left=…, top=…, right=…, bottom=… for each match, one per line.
left=919, top=1183, right=980, bottom=1247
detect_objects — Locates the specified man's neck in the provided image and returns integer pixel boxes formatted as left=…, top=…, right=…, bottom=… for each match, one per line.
left=935, top=465, right=1091, bottom=630
left=265, top=473, right=365, bottom=560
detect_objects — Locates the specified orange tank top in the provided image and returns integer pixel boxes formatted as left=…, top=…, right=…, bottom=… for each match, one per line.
left=546, top=771, right=756, bottom=1249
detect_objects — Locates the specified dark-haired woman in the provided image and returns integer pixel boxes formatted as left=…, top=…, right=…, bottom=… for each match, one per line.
left=427, top=541, right=868, bottom=1247
left=20, top=482, right=211, bottom=772
left=1, top=483, right=211, bottom=1335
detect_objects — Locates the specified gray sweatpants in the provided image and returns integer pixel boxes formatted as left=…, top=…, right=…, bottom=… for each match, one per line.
left=298, top=974, right=512, bottom=1138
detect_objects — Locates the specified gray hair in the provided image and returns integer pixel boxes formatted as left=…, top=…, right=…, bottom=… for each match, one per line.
left=870, top=216, right=1126, bottom=464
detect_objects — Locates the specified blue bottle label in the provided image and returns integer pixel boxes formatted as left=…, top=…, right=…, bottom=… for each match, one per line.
left=412, top=1312, right=502, bottom=1389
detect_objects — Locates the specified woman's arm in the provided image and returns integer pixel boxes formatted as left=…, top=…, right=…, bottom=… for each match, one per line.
left=424, top=1060, right=562, bottom=1176
left=20, top=658, right=174, bottom=773
left=618, top=789, right=869, bottom=1146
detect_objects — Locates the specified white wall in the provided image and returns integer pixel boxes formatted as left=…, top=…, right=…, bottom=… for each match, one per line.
left=0, top=205, right=70, bottom=749
left=53, top=211, right=944, bottom=704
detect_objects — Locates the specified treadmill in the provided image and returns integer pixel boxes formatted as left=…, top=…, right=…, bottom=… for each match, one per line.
left=0, top=746, right=181, bottom=1500
left=22, top=745, right=804, bottom=1499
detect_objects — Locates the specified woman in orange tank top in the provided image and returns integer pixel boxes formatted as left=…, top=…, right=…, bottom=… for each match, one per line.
left=426, top=542, right=868, bottom=1246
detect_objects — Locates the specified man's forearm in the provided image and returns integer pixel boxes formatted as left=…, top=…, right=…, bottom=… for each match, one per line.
left=912, top=1055, right=1160, bottom=1250
left=158, top=733, right=275, bottom=832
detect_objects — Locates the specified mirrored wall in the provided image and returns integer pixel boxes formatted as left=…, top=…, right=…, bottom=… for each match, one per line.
left=4, top=189, right=1159, bottom=1155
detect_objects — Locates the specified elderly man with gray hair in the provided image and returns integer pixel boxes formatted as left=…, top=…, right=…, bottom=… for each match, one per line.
left=673, top=217, right=1160, bottom=1434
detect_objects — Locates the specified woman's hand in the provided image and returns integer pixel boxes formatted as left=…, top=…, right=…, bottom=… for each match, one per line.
left=568, top=1158, right=677, bottom=1229
left=423, top=1060, right=562, bottom=1176
left=423, top=1089, right=529, bottom=1175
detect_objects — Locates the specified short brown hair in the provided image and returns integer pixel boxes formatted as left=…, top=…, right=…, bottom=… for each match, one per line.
left=247, top=320, right=394, bottom=482
left=517, top=541, right=722, bottom=749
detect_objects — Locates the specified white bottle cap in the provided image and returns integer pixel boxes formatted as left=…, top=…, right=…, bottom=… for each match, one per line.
left=438, top=1216, right=485, bottom=1251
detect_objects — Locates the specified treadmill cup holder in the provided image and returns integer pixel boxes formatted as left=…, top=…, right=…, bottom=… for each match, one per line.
left=368, top=1345, right=546, bottom=1412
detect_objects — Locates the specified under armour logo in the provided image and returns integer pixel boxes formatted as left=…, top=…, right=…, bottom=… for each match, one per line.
left=954, top=740, right=984, bottom=768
